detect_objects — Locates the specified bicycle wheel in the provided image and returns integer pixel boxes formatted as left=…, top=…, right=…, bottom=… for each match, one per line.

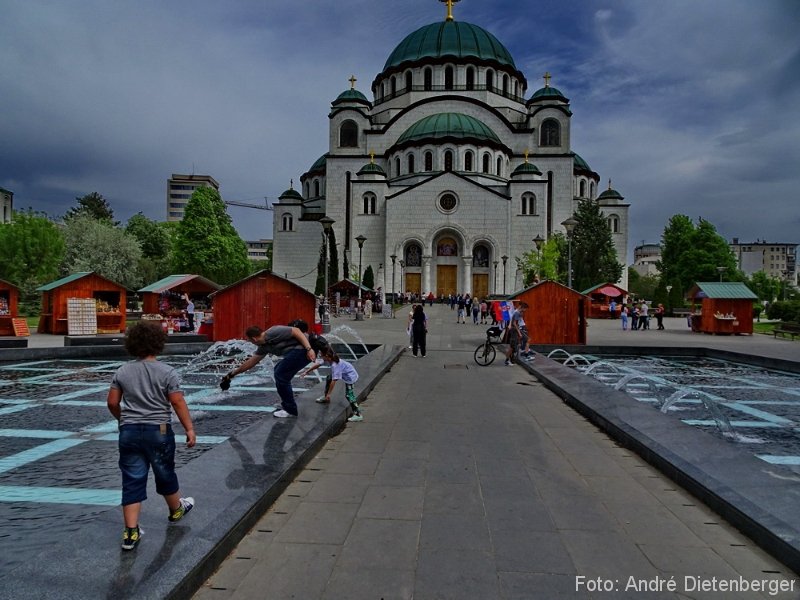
left=473, top=342, right=496, bottom=366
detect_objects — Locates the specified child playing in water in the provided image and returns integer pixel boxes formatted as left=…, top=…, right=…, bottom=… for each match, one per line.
left=300, top=347, right=363, bottom=422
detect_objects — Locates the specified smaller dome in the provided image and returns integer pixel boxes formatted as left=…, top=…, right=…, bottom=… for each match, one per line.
left=512, top=161, right=542, bottom=176
left=279, top=187, right=303, bottom=202
left=307, top=154, right=327, bottom=176
left=396, top=113, right=501, bottom=147
left=598, top=180, right=624, bottom=201
left=573, top=153, right=592, bottom=173
left=357, top=162, right=386, bottom=176
left=333, top=88, right=371, bottom=107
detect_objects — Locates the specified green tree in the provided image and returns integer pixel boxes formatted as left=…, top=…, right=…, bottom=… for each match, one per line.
left=518, top=236, right=563, bottom=286
left=745, top=271, right=781, bottom=303
left=0, top=209, right=65, bottom=315
left=314, top=232, right=326, bottom=296
left=62, top=213, right=143, bottom=289
left=328, top=227, right=340, bottom=285
left=64, top=192, right=117, bottom=224
left=568, top=199, right=623, bottom=291
left=125, top=213, right=173, bottom=284
left=172, top=187, right=250, bottom=285
left=363, top=265, right=375, bottom=290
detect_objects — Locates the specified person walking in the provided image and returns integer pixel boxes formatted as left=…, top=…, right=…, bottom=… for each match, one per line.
left=640, top=301, right=650, bottom=330
left=621, top=305, right=629, bottom=331
left=655, top=303, right=665, bottom=330
left=411, top=303, right=428, bottom=357
left=106, top=321, right=196, bottom=551
left=456, top=295, right=466, bottom=323
left=221, top=320, right=322, bottom=418
left=471, top=299, right=480, bottom=324
left=504, top=302, right=528, bottom=366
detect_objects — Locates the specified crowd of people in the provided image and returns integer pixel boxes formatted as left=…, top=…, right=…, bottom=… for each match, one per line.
left=612, top=299, right=666, bottom=331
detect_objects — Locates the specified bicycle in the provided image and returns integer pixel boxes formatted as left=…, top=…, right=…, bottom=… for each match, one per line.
left=473, top=326, right=503, bottom=366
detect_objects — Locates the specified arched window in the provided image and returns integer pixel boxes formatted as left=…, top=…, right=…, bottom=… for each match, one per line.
left=444, top=150, right=454, bottom=172
left=437, top=237, right=458, bottom=256
left=464, top=151, right=474, bottom=172
left=496, top=156, right=503, bottom=177
left=482, top=153, right=491, bottom=174
left=590, top=182, right=596, bottom=199
left=486, top=70, right=494, bottom=90
left=314, top=180, right=320, bottom=197
left=339, top=120, right=358, bottom=147
left=445, top=66, right=454, bottom=90
left=391, top=76, right=396, bottom=96
left=405, top=243, right=422, bottom=266
left=472, top=244, right=489, bottom=267
left=395, top=157, right=401, bottom=177
left=540, top=119, right=560, bottom=147
left=363, top=193, right=376, bottom=215
left=466, top=67, right=475, bottom=90
left=424, top=151, right=433, bottom=171
left=579, top=180, right=586, bottom=197
left=281, top=213, right=293, bottom=231
left=608, top=215, right=620, bottom=233
left=424, top=68, right=433, bottom=90
left=305, top=182, right=310, bottom=197
left=502, top=74, right=509, bottom=96
left=405, top=71, right=412, bottom=90
left=521, top=193, right=536, bottom=215
left=407, top=154, right=415, bottom=174
left=514, top=81, right=519, bottom=97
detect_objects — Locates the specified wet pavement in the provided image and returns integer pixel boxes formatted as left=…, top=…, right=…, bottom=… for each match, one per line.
left=1, top=312, right=799, bottom=599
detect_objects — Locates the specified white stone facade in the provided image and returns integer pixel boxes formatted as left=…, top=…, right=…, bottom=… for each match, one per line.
left=273, top=8, right=629, bottom=298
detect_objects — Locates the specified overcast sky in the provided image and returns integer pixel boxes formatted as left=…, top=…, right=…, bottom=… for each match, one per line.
left=2, top=0, right=798, bottom=261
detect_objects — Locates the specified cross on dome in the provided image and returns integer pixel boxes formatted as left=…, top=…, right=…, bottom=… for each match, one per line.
left=543, top=72, right=551, bottom=87
left=439, top=0, right=461, bottom=22
left=348, top=75, right=357, bottom=89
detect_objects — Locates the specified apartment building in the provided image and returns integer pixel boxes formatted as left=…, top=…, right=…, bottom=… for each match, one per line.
left=166, top=174, right=219, bottom=222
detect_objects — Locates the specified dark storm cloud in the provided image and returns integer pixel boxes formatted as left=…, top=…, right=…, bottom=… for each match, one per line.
left=1, top=0, right=797, bottom=253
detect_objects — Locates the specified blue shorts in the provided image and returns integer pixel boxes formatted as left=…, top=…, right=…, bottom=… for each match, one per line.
left=118, top=423, right=179, bottom=505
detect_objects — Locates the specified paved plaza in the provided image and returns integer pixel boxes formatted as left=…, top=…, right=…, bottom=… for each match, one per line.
left=1, top=309, right=798, bottom=599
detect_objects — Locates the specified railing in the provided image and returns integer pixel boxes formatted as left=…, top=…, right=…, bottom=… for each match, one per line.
left=373, top=84, right=526, bottom=107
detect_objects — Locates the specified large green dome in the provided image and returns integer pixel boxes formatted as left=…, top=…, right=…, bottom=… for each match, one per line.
left=396, top=113, right=501, bottom=146
left=383, top=20, right=516, bottom=72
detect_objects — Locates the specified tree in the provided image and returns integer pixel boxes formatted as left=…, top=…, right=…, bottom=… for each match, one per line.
left=172, top=187, right=250, bottom=285
left=745, top=271, right=781, bottom=303
left=62, top=213, right=143, bottom=289
left=568, top=199, right=623, bottom=291
left=363, top=265, right=375, bottom=290
left=328, top=227, right=340, bottom=285
left=0, top=209, right=65, bottom=315
left=64, top=192, right=117, bottom=224
left=314, top=232, right=326, bottom=296
left=517, top=236, right=563, bottom=286
left=125, top=213, right=173, bottom=283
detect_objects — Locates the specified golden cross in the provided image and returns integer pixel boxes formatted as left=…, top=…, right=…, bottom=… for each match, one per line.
left=524, top=149, right=529, bottom=163
left=443, top=0, right=456, bottom=21
left=349, top=75, right=357, bottom=89
left=543, top=72, right=551, bottom=87
left=369, top=150, right=375, bottom=163
left=290, top=178, right=294, bottom=189
left=608, top=178, right=612, bottom=190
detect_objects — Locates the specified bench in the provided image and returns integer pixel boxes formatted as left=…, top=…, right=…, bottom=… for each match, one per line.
left=773, top=322, right=800, bottom=340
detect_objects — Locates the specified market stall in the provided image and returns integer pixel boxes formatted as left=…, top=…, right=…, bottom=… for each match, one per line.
left=36, top=272, right=127, bottom=335
left=0, top=279, right=20, bottom=336
left=507, top=280, right=588, bottom=345
left=328, top=278, right=373, bottom=312
left=687, top=282, right=756, bottom=335
left=209, top=270, right=316, bottom=342
left=138, top=274, right=221, bottom=333
left=581, top=282, right=628, bottom=318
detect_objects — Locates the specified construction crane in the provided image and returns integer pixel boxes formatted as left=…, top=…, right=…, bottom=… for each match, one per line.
left=223, top=198, right=273, bottom=211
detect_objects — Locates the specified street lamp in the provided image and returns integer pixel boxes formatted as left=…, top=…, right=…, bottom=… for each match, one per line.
left=533, top=234, right=544, bottom=282
left=355, top=234, right=367, bottom=301
left=561, top=216, right=578, bottom=289
left=717, top=266, right=727, bottom=282
left=501, top=255, right=508, bottom=294
left=399, top=259, right=405, bottom=296
left=319, top=216, right=335, bottom=333
left=666, top=284, right=673, bottom=316
left=390, top=254, right=397, bottom=317
left=493, top=260, right=499, bottom=294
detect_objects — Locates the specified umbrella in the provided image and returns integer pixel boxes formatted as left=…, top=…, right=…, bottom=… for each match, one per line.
left=596, top=285, right=623, bottom=297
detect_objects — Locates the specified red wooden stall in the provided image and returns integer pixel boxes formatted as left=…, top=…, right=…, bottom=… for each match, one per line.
left=329, top=278, right=372, bottom=308
left=507, top=280, right=588, bottom=345
left=581, top=282, right=628, bottom=318
left=0, top=279, right=20, bottom=336
left=209, top=270, right=316, bottom=342
left=687, top=282, right=756, bottom=335
left=36, top=272, right=127, bottom=334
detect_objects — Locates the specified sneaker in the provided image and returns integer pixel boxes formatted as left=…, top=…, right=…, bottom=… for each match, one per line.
left=273, top=409, right=296, bottom=418
left=315, top=396, right=329, bottom=404
left=504, top=359, right=511, bottom=366
left=121, top=526, right=143, bottom=551
left=347, top=414, right=364, bottom=422
left=169, top=497, right=194, bottom=522
left=525, top=354, right=535, bottom=361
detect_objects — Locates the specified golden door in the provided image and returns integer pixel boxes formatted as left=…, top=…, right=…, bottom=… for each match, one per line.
left=472, top=274, right=489, bottom=300
left=437, top=265, right=457, bottom=296
left=405, top=273, right=421, bottom=296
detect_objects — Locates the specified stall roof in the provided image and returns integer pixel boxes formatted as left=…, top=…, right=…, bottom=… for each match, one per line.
left=580, top=282, right=628, bottom=297
left=138, top=274, right=222, bottom=294
left=36, top=272, right=93, bottom=291
left=0, top=278, right=20, bottom=289
left=508, top=279, right=588, bottom=299
left=688, top=282, right=757, bottom=300
left=330, top=278, right=373, bottom=292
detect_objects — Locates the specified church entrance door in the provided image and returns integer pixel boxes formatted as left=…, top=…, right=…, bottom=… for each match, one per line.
left=405, top=273, right=421, bottom=296
left=437, top=265, right=457, bottom=296
left=472, top=274, right=489, bottom=300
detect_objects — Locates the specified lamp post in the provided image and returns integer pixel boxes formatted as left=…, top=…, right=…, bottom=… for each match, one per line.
left=390, top=254, right=397, bottom=316
left=319, top=216, right=335, bottom=333
left=493, top=260, right=499, bottom=294
left=717, top=266, right=727, bottom=282
left=501, top=255, right=508, bottom=294
left=783, top=270, right=790, bottom=301
left=355, top=234, right=367, bottom=301
left=561, top=216, right=578, bottom=289
left=666, top=284, right=673, bottom=317
left=533, top=234, right=544, bottom=282
left=399, top=260, right=405, bottom=297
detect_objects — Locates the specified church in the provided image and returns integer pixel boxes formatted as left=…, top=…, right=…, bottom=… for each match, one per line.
left=272, top=0, right=629, bottom=300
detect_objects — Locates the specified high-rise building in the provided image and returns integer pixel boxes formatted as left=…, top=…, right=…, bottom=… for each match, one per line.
left=730, top=238, right=797, bottom=286
left=166, top=174, right=219, bottom=222
left=0, top=187, right=13, bottom=224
